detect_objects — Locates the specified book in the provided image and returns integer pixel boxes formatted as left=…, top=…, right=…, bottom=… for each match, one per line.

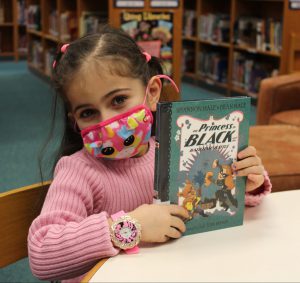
left=154, top=96, right=251, bottom=235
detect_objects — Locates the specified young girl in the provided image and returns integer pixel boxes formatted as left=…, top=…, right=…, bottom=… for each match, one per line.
left=28, top=25, right=271, bottom=282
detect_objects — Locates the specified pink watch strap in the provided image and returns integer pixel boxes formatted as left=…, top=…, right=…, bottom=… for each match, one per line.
left=111, top=210, right=140, bottom=254
left=125, top=246, right=139, bottom=254
left=111, top=210, right=126, bottom=221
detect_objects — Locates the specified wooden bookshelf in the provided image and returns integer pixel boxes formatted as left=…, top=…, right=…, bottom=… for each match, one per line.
left=182, top=0, right=300, bottom=98
left=0, top=0, right=26, bottom=60
left=26, top=0, right=109, bottom=76
left=26, top=0, right=183, bottom=93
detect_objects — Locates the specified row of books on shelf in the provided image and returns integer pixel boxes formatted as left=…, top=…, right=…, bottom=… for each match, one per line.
left=198, top=13, right=230, bottom=43
left=28, top=7, right=108, bottom=40
left=49, top=10, right=107, bottom=40
left=234, top=17, right=282, bottom=53
left=232, top=52, right=278, bottom=93
left=183, top=11, right=282, bottom=53
left=29, top=40, right=56, bottom=74
left=182, top=48, right=278, bottom=94
left=198, top=50, right=228, bottom=84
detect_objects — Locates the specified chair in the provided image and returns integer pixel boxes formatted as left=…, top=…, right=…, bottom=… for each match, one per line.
left=0, top=181, right=50, bottom=268
left=288, top=32, right=300, bottom=74
left=256, top=72, right=300, bottom=127
left=160, top=83, right=180, bottom=102
left=249, top=125, right=300, bottom=192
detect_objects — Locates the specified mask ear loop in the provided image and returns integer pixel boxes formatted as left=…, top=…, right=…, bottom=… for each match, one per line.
left=143, top=75, right=180, bottom=105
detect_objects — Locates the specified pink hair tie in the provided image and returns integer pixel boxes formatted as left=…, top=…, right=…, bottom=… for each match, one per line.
left=143, top=52, right=151, bottom=63
left=52, top=60, right=57, bottom=69
left=61, top=44, right=70, bottom=53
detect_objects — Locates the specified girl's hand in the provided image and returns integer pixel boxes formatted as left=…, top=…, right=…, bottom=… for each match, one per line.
left=232, top=146, right=265, bottom=193
left=128, top=204, right=189, bottom=243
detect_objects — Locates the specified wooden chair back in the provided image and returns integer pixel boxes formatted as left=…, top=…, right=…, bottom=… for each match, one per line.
left=0, top=181, right=50, bottom=268
left=288, top=32, right=300, bottom=73
left=160, top=83, right=180, bottom=102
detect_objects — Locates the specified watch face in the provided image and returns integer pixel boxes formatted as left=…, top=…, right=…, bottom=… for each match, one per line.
left=115, top=220, right=137, bottom=243
left=111, top=216, right=141, bottom=249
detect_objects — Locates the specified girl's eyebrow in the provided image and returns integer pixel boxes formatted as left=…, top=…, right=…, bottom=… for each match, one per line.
left=73, top=88, right=131, bottom=113
left=102, top=88, right=131, bottom=101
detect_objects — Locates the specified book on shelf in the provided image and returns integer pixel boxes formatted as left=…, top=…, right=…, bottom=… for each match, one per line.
left=154, top=96, right=251, bottom=235
left=18, top=33, right=27, bottom=54
left=27, top=5, right=41, bottom=31
left=60, top=11, right=77, bottom=42
left=49, top=9, right=59, bottom=37
left=17, top=0, right=26, bottom=25
left=183, top=9, right=197, bottom=37
left=45, top=47, right=56, bottom=76
left=79, top=11, right=108, bottom=37
left=198, top=13, right=230, bottom=43
left=29, top=40, right=43, bottom=69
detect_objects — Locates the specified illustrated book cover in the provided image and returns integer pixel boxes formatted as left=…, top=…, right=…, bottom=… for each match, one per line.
left=154, top=96, right=251, bottom=235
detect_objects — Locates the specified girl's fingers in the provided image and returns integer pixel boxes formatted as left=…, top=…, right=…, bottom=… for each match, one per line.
left=237, top=146, right=257, bottom=159
left=168, top=204, right=189, bottom=219
left=166, top=227, right=183, bottom=239
left=170, top=216, right=186, bottom=234
left=235, top=165, right=265, bottom=177
left=246, top=174, right=265, bottom=192
left=232, top=156, right=262, bottom=171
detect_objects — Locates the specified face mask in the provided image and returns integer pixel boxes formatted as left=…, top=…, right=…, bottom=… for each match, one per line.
left=80, top=75, right=179, bottom=160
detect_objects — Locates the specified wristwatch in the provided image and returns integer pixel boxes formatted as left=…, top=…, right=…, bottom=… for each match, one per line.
left=110, top=210, right=141, bottom=254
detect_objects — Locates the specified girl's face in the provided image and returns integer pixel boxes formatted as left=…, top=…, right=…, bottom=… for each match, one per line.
left=66, top=62, right=161, bottom=130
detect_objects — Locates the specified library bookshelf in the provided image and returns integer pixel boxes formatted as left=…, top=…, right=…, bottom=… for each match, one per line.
left=26, top=0, right=108, bottom=77
left=182, top=0, right=300, bottom=98
left=26, top=0, right=183, bottom=96
left=0, top=0, right=27, bottom=61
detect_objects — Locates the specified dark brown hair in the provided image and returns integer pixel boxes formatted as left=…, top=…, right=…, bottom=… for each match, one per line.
left=39, top=25, right=163, bottom=180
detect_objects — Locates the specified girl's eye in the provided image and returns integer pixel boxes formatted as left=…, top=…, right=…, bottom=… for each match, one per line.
left=112, top=95, right=127, bottom=106
left=80, top=109, right=97, bottom=119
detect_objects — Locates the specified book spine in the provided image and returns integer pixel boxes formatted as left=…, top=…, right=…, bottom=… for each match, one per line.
left=154, top=103, right=173, bottom=202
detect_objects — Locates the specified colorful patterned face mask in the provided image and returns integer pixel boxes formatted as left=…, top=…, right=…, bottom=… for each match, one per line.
left=81, top=105, right=153, bottom=160
left=80, top=75, right=179, bottom=160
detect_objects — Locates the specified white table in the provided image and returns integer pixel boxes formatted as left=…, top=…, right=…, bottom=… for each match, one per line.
left=88, top=190, right=300, bottom=282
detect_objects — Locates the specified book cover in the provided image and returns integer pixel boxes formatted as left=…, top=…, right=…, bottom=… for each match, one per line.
left=154, top=97, right=251, bottom=235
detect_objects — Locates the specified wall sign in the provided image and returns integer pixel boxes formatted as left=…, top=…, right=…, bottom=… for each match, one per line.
left=289, top=0, right=300, bottom=9
left=121, top=11, right=174, bottom=76
left=115, top=0, right=145, bottom=8
left=150, top=0, right=179, bottom=8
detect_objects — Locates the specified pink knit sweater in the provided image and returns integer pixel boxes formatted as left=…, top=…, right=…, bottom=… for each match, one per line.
left=28, top=137, right=272, bottom=282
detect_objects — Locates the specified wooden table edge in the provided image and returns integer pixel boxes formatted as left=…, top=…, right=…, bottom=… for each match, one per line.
left=81, top=258, right=109, bottom=282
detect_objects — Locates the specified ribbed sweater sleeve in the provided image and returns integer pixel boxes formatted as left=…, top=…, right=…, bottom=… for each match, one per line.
left=245, top=171, right=272, bottom=207
left=28, top=156, right=119, bottom=281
